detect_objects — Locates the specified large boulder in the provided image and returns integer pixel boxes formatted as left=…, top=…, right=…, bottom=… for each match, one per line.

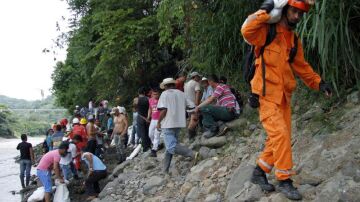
left=229, top=181, right=265, bottom=202
left=225, top=163, right=255, bottom=199
left=201, top=136, right=227, bottom=148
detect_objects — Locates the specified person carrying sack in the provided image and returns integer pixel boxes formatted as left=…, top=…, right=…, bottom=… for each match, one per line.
left=241, top=0, right=332, bottom=200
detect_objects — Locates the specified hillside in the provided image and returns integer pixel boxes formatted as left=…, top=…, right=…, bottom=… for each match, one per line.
left=92, top=90, right=360, bottom=202
left=0, top=95, right=68, bottom=137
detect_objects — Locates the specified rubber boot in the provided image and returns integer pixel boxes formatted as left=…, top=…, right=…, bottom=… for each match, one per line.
left=174, top=144, right=193, bottom=158
left=187, top=128, right=197, bottom=141
left=20, top=176, right=25, bottom=188
left=25, top=177, right=30, bottom=187
left=251, top=165, right=275, bottom=192
left=163, top=152, right=173, bottom=173
left=149, top=149, right=157, bottom=157
left=278, top=179, right=302, bottom=200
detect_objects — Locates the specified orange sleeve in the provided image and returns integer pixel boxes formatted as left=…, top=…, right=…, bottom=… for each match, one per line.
left=292, top=39, right=322, bottom=90
left=241, top=10, right=271, bottom=46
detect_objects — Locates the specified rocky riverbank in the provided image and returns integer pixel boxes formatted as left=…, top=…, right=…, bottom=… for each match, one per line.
left=91, top=91, right=360, bottom=202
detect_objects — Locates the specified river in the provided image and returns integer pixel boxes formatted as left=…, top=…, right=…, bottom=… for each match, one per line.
left=0, top=137, right=44, bottom=202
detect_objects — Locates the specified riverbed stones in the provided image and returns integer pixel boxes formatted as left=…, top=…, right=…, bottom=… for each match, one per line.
left=143, top=176, right=166, bottom=195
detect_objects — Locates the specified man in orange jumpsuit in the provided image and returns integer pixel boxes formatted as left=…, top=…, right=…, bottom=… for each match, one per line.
left=241, top=0, right=332, bottom=200
left=68, top=118, right=88, bottom=171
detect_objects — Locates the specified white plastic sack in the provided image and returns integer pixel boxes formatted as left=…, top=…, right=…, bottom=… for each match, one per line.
left=126, top=144, right=142, bottom=160
left=27, top=187, right=45, bottom=202
left=110, top=138, right=115, bottom=147
left=53, top=184, right=70, bottom=202
left=267, top=8, right=283, bottom=23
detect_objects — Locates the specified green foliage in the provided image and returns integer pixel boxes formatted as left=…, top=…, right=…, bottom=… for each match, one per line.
left=298, top=0, right=360, bottom=94
left=53, top=0, right=181, bottom=110
left=54, top=0, right=360, bottom=111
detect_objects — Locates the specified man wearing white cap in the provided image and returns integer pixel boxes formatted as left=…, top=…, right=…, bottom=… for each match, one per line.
left=111, top=107, right=128, bottom=164
left=184, top=72, right=202, bottom=140
left=201, top=77, right=214, bottom=102
left=157, top=78, right=199, bottom=173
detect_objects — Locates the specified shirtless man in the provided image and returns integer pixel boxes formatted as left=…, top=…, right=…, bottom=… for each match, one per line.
left=111, top=107, right=128, bottom=164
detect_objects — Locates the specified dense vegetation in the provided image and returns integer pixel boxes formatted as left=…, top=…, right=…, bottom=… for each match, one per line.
left=0, top=96, right=68, bottom=137
left=52, top=0, right=360, bottom=110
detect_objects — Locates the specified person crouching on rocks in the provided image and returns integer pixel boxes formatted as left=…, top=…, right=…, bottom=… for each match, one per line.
left=36, top=142, right=67, bottom=202
left=81, top=148, right=107, bottom=201
left=156, top=78, right=200, bottom=173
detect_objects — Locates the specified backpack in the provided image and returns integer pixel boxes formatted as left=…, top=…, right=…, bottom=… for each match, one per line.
left=230, top=87, right=244, bottom=110
left=243, top=23, right=298, bottom=96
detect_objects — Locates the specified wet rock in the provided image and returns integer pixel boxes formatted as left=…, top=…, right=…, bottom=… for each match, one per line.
left=143, top=176, right=166, bottom=195
left=225, top=163, right=254, bottom=199
left=201, top=136, right=227, bottom=148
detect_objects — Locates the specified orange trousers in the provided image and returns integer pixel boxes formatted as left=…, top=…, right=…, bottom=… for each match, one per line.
left=257, top=96, right=294, bottom=180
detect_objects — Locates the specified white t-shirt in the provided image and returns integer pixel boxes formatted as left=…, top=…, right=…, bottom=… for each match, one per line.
left=184, top=79, right=201, bottom=104
left=157, top=89, right=195, bottom=128
left=60, top=143, right=77, bottom=165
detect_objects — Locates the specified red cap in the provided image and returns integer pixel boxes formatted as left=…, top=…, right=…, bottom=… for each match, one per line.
left=288, top=0, right=310, bottom=12
left=60, top=118, right=68, bottom=126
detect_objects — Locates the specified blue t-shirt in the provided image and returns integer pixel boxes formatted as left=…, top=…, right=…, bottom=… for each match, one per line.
left=201, top=86, right=214, bottom=102
left=52, top=131, right=64, bottom=149
left=82, top=152, right=106, bottom=171
left=107, top=117, right=113, bottom=130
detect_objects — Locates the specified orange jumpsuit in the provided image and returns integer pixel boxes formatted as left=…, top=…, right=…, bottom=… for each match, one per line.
left=241, top=10, right=321, bottom=180
left=69, top=124, right=88, bottom=170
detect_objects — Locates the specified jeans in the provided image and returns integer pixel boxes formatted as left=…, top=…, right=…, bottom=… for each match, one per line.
left=20, top=159, right=32, bottom=187
left=162, top=128, right=181, bottom=154
left=129, top=124, right=139, bottom=145
left=114, top=135, right=125, bottom=161
left=200, top=105, right=236, bottom=132
left=149, top=120, right=160, bottom=150
left=137, top=117, right=151, bottom=151
left=85, top=170, right=107, bottom=196
left=60, top=164, right=72, bottom=180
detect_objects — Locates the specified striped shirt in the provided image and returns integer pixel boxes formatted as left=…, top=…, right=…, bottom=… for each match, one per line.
left=213, top=84, right=236, bottom=108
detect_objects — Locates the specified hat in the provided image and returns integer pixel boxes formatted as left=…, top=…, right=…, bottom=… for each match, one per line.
left=118, top=106, right=126, bottom=114
left=160, top=78, right=176, bottom=89
left=288, top=0, right=310, bottom=12
left=59, top=142, right=69, bottom=150
left=110, top=107, right=119, bottom=114
left=189, top=72, right=201, bottom=78
left=201, top=77, right=208, bottom=81
left=80, top=118, right=87, bottom=125
left=87, top=115, right=94, bottom=121
left=72, top=118, right=80, bottom=124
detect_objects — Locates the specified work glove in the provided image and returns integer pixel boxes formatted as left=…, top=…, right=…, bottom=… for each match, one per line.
left=260, top=0, right=275, bottom=13
left=319, top=80, right=332, bottom=96
left=248, top=93, right=260, bottom=108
